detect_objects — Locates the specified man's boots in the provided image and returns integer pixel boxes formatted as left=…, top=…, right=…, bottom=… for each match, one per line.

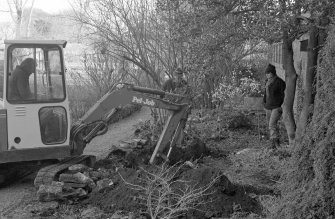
left=271, top=138, right=280, bottom=149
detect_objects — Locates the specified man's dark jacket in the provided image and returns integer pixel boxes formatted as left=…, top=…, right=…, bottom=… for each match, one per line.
left=162, top=79, right=187, bottom=92
left=8, top=66, right=32, bottom=100
left=263, top=76, right=286, bottom=110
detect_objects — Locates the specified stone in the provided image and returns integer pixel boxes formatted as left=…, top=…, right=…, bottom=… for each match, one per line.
left=75, top=188, right=88, bottom=197
left=89, top=170, right=103, bottom=181
left=81, top=206, right=104, bottom=219
left=37, top=182, right=63, bottom=202
left=61, top=188, right=88, bottom=199
left=133, top=138, right=148, bottom=146
left=82, top=171, right=91, bottom=178
left=59, top=172, right=92, bottom=184
left=59, top=172, right=96, bottom=191
left=63, top=182, right=86, bottom=188
left=87, top=180, right=97, bottom=190
left=59, top=173, right=78, bottom=183
left=51, top=181, right=64, bottom=187
left=68, top=164, right=89, bottom=172
left=119, top=142, right=132, bottom=148
left=95, top=178, right=113, bottom=192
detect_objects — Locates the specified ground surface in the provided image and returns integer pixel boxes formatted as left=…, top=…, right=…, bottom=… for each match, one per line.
left=0, top=107, right=152, bottom=219
left=0, top=106, right=288, bottom=219
left=81, top=108, right=287, bottom=218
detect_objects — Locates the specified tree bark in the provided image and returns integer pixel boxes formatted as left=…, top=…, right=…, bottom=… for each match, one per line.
left=295, top=25, right=318, bottom=142
left=282, top=29, right=297, bottom=145
left=15, top=9, right=23, bottom=39
left=26, top=0, right=35, bottom=37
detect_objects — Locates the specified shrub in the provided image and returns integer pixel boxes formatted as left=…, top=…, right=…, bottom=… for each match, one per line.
left=240, top=77, right=262, bottom=97
left=120, top=164, right=219, bottom=219
left=212, top=82, right=243, bottom=108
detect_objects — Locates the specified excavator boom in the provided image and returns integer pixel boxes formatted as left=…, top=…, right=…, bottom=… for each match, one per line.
left=71, top=83, right=191, bottom=164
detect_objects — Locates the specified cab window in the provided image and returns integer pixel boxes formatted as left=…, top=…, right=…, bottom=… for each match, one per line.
left=7, top=45, right=65, bottom=103
left=39, top=106, right=67, bottom=144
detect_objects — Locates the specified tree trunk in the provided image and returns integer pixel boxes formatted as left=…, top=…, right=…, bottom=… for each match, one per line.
left=282, top=30, right=297, bottom=145
left=26, top=0, right=36, bottom=37
left=15, top=9, right=23, bottom=39
left=295, top=25, right=318, bottom=142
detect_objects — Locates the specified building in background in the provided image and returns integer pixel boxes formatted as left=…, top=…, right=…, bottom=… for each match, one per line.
left=268, top=33, right=309, bottom=117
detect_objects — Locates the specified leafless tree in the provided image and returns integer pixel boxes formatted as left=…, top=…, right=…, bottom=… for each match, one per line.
left=6, top=0, right=35, bottom=38
left=0, top=22, right=15, bottom=39
left=68, top=51, right=130, bottom=98
left=71, top=0, right=184, bottom=87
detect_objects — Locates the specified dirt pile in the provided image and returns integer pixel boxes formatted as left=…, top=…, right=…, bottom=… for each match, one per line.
left=79, top=112, right=263, bottom=218
left=34, top=108, right=273, bottom=218
left=83, top=164, right=262, bottom=218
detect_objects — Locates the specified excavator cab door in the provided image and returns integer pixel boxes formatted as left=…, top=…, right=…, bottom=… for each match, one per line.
left=3, top=41, right=70, bottom=152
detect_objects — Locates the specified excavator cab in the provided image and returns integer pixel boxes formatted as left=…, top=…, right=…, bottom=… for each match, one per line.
left=0, top=40, right=71, bottom=164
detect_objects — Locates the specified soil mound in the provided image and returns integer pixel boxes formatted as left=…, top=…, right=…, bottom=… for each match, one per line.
left=83, top=165, right=262, bottom=218
left=82, top=115, right=263, bottom=218
left=177, top=167, right=261, bottom=218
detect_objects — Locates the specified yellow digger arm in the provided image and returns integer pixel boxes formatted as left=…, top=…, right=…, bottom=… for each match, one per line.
left=70, top=83, right=191, bottom=164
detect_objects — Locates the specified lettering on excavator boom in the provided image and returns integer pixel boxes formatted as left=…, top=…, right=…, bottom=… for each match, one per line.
left=132, top=96, right=155, bottom=106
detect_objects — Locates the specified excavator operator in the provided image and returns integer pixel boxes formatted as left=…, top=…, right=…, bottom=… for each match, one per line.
left=8, top=58, right=36, bottom=101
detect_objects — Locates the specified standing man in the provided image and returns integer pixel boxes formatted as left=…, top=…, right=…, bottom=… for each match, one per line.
left=263, top=64, right=286, bottom=149
left=8, top=58, right=36, bottom=100
left=162, top=67, right=187, bottom=92
left=162, top=67, right=189, bottom=102
left=161, top=67, right=189, bottom=146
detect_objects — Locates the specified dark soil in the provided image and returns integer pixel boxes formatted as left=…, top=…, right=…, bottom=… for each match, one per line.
left=80, top=108, right=287, bottom=218
left=84, top=165, right=262, bottom=218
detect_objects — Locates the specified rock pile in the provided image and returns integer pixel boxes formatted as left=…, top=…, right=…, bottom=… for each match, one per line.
left=37, top=164, right=113, bottom=202
left=36, top=133, right=210, bottom=204
left=36, top=137, right=150, bottom=203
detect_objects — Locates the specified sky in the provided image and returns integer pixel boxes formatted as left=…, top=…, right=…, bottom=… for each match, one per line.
left=0, top=0, right=72, bottom=22
left=34, top=0, right=71, bottom=13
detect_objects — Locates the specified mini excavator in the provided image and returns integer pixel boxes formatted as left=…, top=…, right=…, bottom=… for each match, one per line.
left=0, top=40, right=190, bottom=186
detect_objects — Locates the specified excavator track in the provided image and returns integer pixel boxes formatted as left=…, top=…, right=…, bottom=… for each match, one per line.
left=34, top=155, right=95, bottom=188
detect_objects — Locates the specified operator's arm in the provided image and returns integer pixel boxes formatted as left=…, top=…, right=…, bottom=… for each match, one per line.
left=17, top=75, right=32, bottom=99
